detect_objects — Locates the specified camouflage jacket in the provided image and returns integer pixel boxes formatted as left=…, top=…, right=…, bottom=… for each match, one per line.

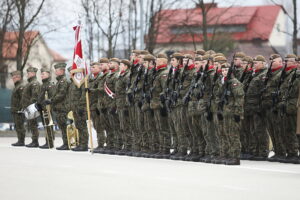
left=88, top=73, right=101, bottom=111
left=141, top=67, right=155, bottom=112
left=218, top=77, right=244, bottom=117
left=69, top=82, right=86, bottom=112
left=22, top=76, right=41, bottom=109
left=115, top=70, right=130, bottom=109
left=150, top=65, right=168, bottom=110
left=103, top=70, right=118, bottom=109
left=177, top=65, right=195, bottom=106
left=244, top=68, right=267, bottom=114
left=234, top=67, right=244, bottom=80
left=11, top=80, right=25, bottom=113
left=38, top=77, right=55, bottom=108
left=127, top=64, right=142, bottom=104
left=279, top=68, right=300, bottom=115
left=97, top=72, right=109, bottom=111
left=52, top=75, right=69, bottom=112
left=261, top=68, right=282, bottom=109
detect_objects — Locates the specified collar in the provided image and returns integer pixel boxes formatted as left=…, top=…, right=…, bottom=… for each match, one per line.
left=208, top=65, right=214, bottom=70
left=156, top=64, right=167, bottom=71
left=133, top=59, right=139, bottom=65
left=56, top=74, right=65, bottom=81
left=285, top=65, right=297, bottom=72
left=110, top=68, right=117, bottom=73
left=187, top=64, right=195, bottom=70
left=93, top=72, right=100, bottom=77
left=42, top=77, right=51, bottom=83
left=14, top=80, right=22, bottom=86
left=272, top=66, right=283, bottom=72
left=27, top=76, right=36, bottom=82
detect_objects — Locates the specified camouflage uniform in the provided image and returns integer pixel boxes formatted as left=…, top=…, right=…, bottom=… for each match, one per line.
left=245, top=68, right=269, bottom=158
left=279, top=66, right=300, bottom=161
left=38, top=74, right=55, bottom=147
left=10, top=73, right=26, bottom=146
left=52, top=72, right=69, bottom=148
left=262, top=67, right=286, bottom=157
left=222, top=77, right=244, bottom=161
left=150, top=64, right=170, bottom=157
left=22, top=69, right=41, bottom=145
left=115, top=66, right=131, bottom=153
left=69, top=82, right=88, bottom=149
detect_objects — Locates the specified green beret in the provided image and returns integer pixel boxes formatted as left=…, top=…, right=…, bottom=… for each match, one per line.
left=184, top=54, right=193, bottom=59
left=284, top=54, right=297, bottom=60
left=234, top=52, right=246, bottom=59
left=143, top=54, right=156, bottom=61
left=171, top=53, right=184, bottom=59
left=26, top=66, right=38, bottom=73
left=194, top=56, right=203, bottom=61
left=121, top=59, right=131, bottom=67
left=269, top=54, right=281, bottom=60
left=156, top=53, right=168, bottom=59
left=41, top=68, right=50, bottom=73
left=214, top=56, right=227, bottom=63
left=10, top=70, right=22, bottom=76
left=254, top=55, right=266, bottom=62
left=110, top=58, right=120, bottom=63
left=242, top=56, right=253, bottom=63
left=140, top=50, right=149, bottom=55
left=54, top=63, right=67, bottom=69
left=99, top=58, right=109, bottom=63
left=194, top=49, right=205, bottom=56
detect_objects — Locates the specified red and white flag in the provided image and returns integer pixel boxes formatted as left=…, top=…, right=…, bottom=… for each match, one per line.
left=71, top=22, right=87, bottom=88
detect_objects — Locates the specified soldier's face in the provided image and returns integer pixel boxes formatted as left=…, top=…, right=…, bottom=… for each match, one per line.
left=91, top=65, right=101, bottom=74
left=272, top=57, right=283, bottom=68
left=27, top=72, right=36, bottom=78
left=100, top=63, right=108, bottom=71
left=171, top=58, right=179, bottom=67
left=234, top=58, right=242, bottom=66
left=254, top=61, right=264, bottom=71
left=241, top=61, right=248, bottom=69
left=194, top=61, right=201, bottom=70
left=222, top=67, right=229, bottom=77
left=41, top=72, right=50, bottom=80
left=183, top=58, right=188, bottom=66
left=138, top=55, right=144, bottom=64
left=55, top=68, right=65, bottom=76
left=285, top=58, right=296, bottom=67
left=12, top=75, right=21, bottom=83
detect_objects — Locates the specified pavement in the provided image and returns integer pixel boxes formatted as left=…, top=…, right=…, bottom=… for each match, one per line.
left=0, top=137, right=300, bottom=200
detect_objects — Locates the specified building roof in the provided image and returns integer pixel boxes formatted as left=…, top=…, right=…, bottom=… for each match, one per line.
left=153, top=5, right=282, bottom=44
left=2, top=31, right=67, bottom=62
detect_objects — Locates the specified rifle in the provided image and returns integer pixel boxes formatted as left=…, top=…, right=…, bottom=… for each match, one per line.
left=127, top=60, right=137, bottom=105
left=149, top=61, right=157, bottom=101
left=183, top=67, right=203, bottom=105
left=243, top=62, right=254, bottom=92
left=259, top=61, right=274, bottom=108
left=272, top=62, right=287, bottom=109
left=132, top=64, right=144, bottom=100
left=173, top=58, right=190, bottom=104
left=160, top=66, right=173, bottom=112
left=218, top=58, right=234, bottom=117
left=206, top=67, right=219, bottom=121
left=281, top=68, right=297, bottom=115
left=240, top=62, right=251, bottom=83
left=197, top=59, right=210, bottom=100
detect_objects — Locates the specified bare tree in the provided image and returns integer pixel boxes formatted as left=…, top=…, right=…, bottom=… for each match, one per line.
left=0, top=0, right=15, bottom=88
left=270, top=0, right=298, bottom=54
left=93, top=0, right=124, bottom=58
left=14, top=0, right=46, bottom=71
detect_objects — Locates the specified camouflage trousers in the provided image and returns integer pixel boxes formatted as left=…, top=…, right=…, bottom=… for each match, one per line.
left=168, top=108, right=179, bottom=152
left=99, top=108, right=110, bottom=147
left=107, top=108, right=121, bottom=150
left=189, top=113, right=206, bottom=156
left=128, top=106, right=137, bottom=151
left=12, top=113, right=26, bottom=142
left=224, top=114, right=241, bottom=158
left=248, top=112, right=269, bottom=156
left=240, top=114, right=252, bottom=154
left=134, top=103, right=144, bottom=151
left=154, top=108, right=170, bottom=152
left=213, top=113, right=229, bottom=158
left=201, top=112, right=219, bottom=156
left=55, top=111, right=67, bottom=145
left=27, top=118, right=39, bottom=141
left=117, top=107, right=131, bottom=150
left=91, top=110, right=105, bottom=148
left=142, top=109, right=157, bottom=153
left=177, top=105, right=191, bottom=153
left=282, top=113, right=299, bottom=156
left=266, top=110, right=286, bottom=156
left=73, top=110, right=88, bottom=147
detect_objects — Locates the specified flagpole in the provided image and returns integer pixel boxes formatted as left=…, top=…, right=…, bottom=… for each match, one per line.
left=84, top=76, right=94, bottom=153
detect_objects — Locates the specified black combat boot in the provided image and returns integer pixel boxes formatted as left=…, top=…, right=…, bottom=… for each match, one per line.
left=283, top=155, right=300, bottom=164
left=25, top=140, right=39, bottom=148
left=11, top=140, right=25, bottom=147
left=39, top=142, right=53, bottom=149
left=72, top=145, right=88, bottom=152
left=226, top=158, right=240, bottom=165
left=56, top=144, right=70, bottom=150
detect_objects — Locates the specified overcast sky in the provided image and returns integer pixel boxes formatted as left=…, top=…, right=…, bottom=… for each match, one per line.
left=40, top=0, right=296, bottom=61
